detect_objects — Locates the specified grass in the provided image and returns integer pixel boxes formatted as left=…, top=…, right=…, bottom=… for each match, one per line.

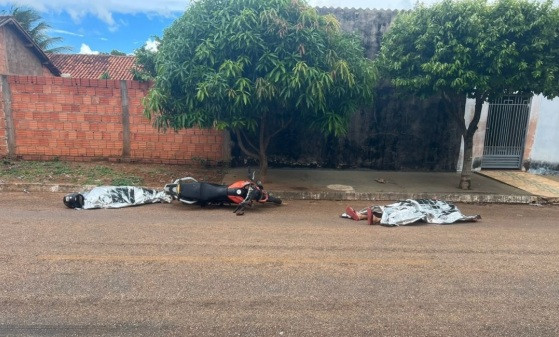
left=1, top=160, right=144, bottom=186
left=0, top=159, right=227, bottom=187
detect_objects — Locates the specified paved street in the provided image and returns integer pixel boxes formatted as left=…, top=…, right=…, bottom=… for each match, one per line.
left=1, top=192, right=558, bottom=336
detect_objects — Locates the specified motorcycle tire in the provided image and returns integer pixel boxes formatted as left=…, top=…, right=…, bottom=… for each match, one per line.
left=266, top=195, right=282, bottom=205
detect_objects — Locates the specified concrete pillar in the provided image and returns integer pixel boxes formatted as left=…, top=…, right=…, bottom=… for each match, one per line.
left=1, top=75, right=16, bottom=158
left=120, top=80, right=131, bottom=158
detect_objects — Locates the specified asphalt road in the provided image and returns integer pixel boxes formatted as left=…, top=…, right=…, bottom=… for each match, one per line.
left=1, top=192, right=558, bottom=336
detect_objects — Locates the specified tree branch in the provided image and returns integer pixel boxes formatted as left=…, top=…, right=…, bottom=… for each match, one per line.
left=264, top=117, right=293, bottom=149
left=234, top=129, right=259, bottom=159
left=466, top=94, right=484, bottom=139
left=240, top=129, right=259, bottom=153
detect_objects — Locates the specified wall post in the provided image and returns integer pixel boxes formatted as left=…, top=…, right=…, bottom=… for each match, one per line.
left=1, top=75, right=16, bottom=158
left=120, top=80, right=131, bottom=158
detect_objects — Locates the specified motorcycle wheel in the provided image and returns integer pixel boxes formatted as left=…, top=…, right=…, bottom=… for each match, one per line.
left=266, top=195, right=282, bottom=205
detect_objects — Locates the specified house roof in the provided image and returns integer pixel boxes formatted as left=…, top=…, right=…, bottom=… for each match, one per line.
left=48, top=54, right=137, bottom=80
left=0, top=16, right=61, bottom=76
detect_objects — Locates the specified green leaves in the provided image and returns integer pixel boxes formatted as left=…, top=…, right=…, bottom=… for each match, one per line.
left=143, top=0, right=376, bottom=168
left=219, top=60, right=243, bottom=78
left=194, top=39, right=216, bottom=65
left=379, top=0, right=559, bottom=99
left=5, top=5, right=72, bottom=53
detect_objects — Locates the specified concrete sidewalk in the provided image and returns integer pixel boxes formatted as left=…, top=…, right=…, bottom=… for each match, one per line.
left=224, top=168, right=558, bottom=204
left=477, top=170, right=559, bottom=203
left=2, top=166, right=557, bottom=204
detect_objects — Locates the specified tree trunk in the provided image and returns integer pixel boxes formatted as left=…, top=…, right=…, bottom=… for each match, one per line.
left=259, top=150, right=268, bottom=179
left=256, top=110, right=268, bottom=180
left=234, top=124, right=272, bottom=181
left=459, top=134, right=474, bottom=189
left=459, top=96, right=484, bottom=190
left=235, top=109, right=291, bottom=181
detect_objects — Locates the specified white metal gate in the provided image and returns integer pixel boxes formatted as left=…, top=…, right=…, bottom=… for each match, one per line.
left=481, top=95, right=531, bottom=169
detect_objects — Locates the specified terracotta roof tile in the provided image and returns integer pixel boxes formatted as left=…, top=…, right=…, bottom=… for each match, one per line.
left=48, top=54, right=137, bottom=80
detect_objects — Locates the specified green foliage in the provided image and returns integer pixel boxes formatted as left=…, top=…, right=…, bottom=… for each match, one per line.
left=0, top=160, right=144, bottom=186
left=143, top=0, right=376, bottom=171
left=378, top=0, right=559, bottom=189
left=110, top=49, right=127, bottom=56
left=2, top=5, right=72, bottom=53
left=378, top=0, right=559, bottom=101
left=99, top=72, right=111, bottom=79
left=132, top=37, right=160, bottom=82
left=100, top=50, right=128, bottom=56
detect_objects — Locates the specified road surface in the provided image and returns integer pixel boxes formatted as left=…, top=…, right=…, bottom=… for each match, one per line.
left=1, top=192, right=558, bottom=336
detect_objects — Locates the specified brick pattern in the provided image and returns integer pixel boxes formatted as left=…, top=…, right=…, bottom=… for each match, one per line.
left=0, top=79, right=6, bottom=157
left=3, top=75, right=226, bottom=164
left=126, top=81, right=226, bottom=164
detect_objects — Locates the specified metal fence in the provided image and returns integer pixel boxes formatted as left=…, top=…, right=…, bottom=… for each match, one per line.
left=482, top=95, right=531, bottom=169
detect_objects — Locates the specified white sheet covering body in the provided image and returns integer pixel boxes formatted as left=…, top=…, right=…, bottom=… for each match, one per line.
left=341, top=199, right=481, bottom=226
left=79, top=186, right=172, bottom=209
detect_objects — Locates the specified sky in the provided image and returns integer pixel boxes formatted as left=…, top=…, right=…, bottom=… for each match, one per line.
left=0, top=0, right=557, bottom=55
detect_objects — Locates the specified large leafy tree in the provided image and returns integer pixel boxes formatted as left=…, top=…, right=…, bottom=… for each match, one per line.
left=3, top=5, right=71, bottom=53
left=143, top=0, right=376, bottom=176
left=378, top=0, right=559, bottom=189
left=132, top=37, right=160, bottom=82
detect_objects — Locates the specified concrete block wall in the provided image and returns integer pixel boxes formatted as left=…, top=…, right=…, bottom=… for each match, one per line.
left=0, top=78, right=6, bottom=156
left=0, top=118, right=5, bottom=157
left=0, top=75, right=227, bottom=164
left=0, top=28, right=7, bottom=75
left=316, top=8, right=400, bottom=59
left=125, top=81, right=226, bottom=163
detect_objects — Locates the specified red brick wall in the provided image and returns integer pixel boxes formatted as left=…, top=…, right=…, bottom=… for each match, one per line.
left=0, top=78, right=6, bottom=157
left=125, top=80, right=226, bottom=164
left=1, top=75, right=228, bottom=164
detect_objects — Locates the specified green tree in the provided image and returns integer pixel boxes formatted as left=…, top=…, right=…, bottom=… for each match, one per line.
left=100, top=50, right=127, bottom=56
left=131, top=37, right=160, bottom=82
left=110, top=49, right=126, bottom=56
left=143, top=0, right=376, bottom=176
left=2, top=5, right=71, bottom=53
left=378, top=0, right=559, bottom=189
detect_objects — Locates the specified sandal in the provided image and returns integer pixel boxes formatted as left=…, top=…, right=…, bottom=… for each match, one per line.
left=345, top=206, right=360, bottom=221
left=367, top=207, right=373, bottom=225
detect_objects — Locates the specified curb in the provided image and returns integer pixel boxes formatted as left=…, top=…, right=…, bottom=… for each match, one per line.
left=272, top=191, right=540, bottom=204
left=1, top=183, right=544, bottom=204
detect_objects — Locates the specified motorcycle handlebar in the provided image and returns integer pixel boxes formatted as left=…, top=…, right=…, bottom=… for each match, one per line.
left=233, top=185, right=263, bottom=215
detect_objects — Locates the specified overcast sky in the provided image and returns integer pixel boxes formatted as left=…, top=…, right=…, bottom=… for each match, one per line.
left=0, top=0, right=557, bottom=54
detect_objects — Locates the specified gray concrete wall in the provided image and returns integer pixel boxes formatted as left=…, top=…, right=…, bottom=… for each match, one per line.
left=316, top=7, right=400, bottom=59
left=457, top=99, right=490, bottom=172
left=3, top=26, right=45, bottom=76
left=247, top=8, right=463, bottom=171
left=528, top=96, right=559, bottom=171
left=464, top=95, right=559, bottom=173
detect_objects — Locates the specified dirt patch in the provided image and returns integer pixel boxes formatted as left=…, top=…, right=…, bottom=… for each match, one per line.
left=0, top=159, right=227, bottom=188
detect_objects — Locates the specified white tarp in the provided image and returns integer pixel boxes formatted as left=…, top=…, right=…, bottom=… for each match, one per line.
left=80, top=186, right=171, bottom=209
left=341, top=199, right=481, bottom=226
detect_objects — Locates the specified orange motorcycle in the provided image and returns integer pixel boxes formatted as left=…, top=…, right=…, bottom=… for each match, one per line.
left=163, top=169, right=282, bottom=215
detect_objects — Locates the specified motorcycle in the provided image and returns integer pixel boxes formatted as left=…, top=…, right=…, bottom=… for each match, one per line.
left=163, top=169, right=282, bottom=215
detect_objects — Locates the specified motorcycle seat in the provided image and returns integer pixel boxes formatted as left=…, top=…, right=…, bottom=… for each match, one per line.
left=179, top=182, right=229, bottom=203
